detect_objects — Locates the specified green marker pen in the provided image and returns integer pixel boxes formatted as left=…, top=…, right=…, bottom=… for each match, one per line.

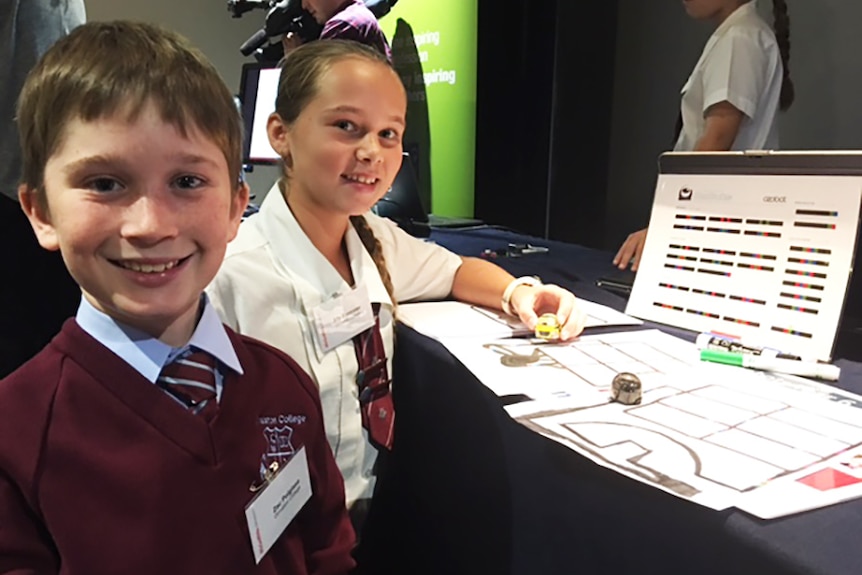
left=699, top=349, right=840, bottom=381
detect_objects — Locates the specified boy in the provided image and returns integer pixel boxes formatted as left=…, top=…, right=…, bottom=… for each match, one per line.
left=0, top=21, right=355, bottom=574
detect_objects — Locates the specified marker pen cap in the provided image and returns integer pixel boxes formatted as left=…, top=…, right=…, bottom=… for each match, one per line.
left=700, top=349, right=744, bottom=366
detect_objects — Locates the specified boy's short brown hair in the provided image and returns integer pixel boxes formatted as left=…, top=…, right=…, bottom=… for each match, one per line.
left=17, top=20, right=243, bottom=197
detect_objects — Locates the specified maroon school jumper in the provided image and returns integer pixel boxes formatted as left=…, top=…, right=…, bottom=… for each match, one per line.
left=0, top=319, right=355, bottom=575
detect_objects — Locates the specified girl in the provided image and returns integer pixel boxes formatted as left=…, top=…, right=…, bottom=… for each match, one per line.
left=614, top=0, right=794, bottom=270
left=208, top=40, right=585, bottom=524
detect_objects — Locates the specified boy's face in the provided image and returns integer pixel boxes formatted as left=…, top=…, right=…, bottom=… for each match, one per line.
left=20, top=102, right=248, bottom=346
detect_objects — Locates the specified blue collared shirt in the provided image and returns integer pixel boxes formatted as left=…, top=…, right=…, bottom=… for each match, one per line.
left=75, top=295, right=243, bottom=401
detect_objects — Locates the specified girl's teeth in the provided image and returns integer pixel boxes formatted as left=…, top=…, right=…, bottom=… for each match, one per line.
left=347, top=174, right=375, bottom=184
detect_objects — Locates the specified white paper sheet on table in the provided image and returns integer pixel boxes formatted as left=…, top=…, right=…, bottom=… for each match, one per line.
left=398, top=299, right=642, bottom=340
left=440, top=328, right=693, bottom=400
left=436, top=328, right=862, bottom=519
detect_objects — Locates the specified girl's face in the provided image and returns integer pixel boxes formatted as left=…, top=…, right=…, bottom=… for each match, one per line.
left=269, top=57, right=407, bottom=223
left=681, top=0, right=746, bottom=22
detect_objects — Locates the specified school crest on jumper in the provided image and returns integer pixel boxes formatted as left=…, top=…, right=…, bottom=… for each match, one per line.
left=260, top=425, right=296, bottom=477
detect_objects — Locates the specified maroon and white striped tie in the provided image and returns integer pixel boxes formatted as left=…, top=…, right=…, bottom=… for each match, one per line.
left=157, top=351, right=218, bottom=421
left=352, top=304, right=394, bottom=450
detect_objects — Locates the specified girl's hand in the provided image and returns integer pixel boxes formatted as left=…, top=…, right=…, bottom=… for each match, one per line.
left=509, top=283, right=587, bottom=341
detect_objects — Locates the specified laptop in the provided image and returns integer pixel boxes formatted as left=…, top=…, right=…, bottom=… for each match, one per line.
left=427, top=213, right=485, bottom=228
left=238, top=62, right=281, bottom=165
left=373, top=152, right=430, bottom=237
left=374, top=152, right=485, bottom=232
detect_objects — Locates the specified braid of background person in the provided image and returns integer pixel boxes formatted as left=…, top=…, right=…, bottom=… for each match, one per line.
left=772, top=0, right=795, bottom=111
left=350, top=215, right=397, bottom=315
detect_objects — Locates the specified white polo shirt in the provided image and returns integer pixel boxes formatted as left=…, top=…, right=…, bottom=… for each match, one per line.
left=207, top=184, right=463, bottom=505
left=675, top=0, right=783, bottom=151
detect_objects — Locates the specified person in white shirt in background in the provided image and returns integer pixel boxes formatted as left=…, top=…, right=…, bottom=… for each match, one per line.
left=614, top=0, right=794, bottom=271
left=207, top=38, right=587, bottom=551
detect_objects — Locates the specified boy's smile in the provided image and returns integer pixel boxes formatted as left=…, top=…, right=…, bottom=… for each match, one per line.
left=21, top=102, right=248, bottom=346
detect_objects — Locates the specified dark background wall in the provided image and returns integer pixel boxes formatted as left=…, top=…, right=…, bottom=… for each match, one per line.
left=475, top=0, right=617, bottom=248
left=474, top=0, right=557, bottom=239
left=477, top=0, right=862, bottom=251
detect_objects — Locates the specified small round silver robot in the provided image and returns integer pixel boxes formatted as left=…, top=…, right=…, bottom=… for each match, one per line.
left=610, top=372, right=642, bottom=405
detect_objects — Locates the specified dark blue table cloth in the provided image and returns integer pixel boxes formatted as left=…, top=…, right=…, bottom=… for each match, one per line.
left=363, top=226, right=862, bottom=575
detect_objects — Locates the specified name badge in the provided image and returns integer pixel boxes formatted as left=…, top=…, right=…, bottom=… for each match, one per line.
left=245, top=446, right=312, bottom=564
left=311, top=284, right=375, bottom=353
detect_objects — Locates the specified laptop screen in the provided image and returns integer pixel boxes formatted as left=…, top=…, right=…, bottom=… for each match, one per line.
left=371, top=152, right=430, bottom=237
left=238, top=62, right=281, bottom=165
left=373, top=153, right=428, bottom=223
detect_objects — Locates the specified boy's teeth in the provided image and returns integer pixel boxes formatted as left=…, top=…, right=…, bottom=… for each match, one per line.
left=122, top=260, right=178, bottom=273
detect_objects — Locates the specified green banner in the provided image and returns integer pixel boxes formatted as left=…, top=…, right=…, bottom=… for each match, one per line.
left=382, top=1, right=478, bottom=217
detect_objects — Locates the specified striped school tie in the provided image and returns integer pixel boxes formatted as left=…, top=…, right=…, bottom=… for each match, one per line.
left=351, top=304, right=394, bottom=450
left=157, top=351, right=218, bottom=421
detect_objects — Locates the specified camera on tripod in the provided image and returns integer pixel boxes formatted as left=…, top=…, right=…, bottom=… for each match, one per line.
left=229, top=0, right=398, bottom=64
